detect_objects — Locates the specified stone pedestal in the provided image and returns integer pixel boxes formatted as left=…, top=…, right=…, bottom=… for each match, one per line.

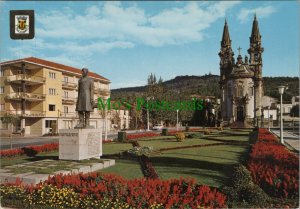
left=59, top=129, right=102, bottom=161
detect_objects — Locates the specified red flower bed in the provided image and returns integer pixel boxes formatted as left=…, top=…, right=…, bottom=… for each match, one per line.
left=188, top=128, right=201, bottom=132
left=36, top=172, right=227, bottom=208
left=127, top=132, right=160, bottom=140
left=103, top=139, right=113, bottom=143
left=247, top=128, right=299, bottom=198
left=0, top=148, right=24, bottom=158
left=27, top=143, right=58, bottom=153
left=0, top=143, right=58, bottom=158
left=1, top=139, right=112, bottom=158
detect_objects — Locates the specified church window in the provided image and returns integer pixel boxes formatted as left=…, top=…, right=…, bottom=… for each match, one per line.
left=238, top=86, right=243, bottom=97
left=248, top=87, right=254, bottom=96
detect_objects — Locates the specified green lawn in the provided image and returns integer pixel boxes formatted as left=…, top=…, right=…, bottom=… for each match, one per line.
left=100, top=158, right=144, bottom=179
left=148, top=130, right=251, bottom=187
left=1, top=129, right=251, bottom=188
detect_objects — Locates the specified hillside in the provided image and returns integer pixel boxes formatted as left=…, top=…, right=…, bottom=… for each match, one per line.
left=111, top=75, right=299, bottom=103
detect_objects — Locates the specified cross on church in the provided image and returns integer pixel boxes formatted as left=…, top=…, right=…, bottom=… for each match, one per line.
left=237, top=46, right=242, bottom=55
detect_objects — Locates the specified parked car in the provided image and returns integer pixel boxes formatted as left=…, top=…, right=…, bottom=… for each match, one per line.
left=152, top=124, right=164, bottom=130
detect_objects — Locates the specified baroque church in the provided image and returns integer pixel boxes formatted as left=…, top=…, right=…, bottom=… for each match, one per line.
left=219, top=15, right=264, bottom=126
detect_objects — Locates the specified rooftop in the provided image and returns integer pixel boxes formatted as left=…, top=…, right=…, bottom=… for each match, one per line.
left=0, top=57, right=110, bottom=83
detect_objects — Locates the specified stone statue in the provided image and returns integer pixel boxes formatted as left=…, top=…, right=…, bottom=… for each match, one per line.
left=75, top=68, right=95, bottom=128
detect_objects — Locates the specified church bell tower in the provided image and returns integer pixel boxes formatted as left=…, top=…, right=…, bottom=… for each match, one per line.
left=248, top=14, right=264, bottom=126
left=219, top=20, right=234, bottom=121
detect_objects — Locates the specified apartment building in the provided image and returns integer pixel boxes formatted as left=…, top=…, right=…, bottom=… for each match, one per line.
left=0, top=57, right=113, bottom=135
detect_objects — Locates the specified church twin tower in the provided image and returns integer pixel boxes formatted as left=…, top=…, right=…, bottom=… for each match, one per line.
left=219, top=15, right=264, bottom=126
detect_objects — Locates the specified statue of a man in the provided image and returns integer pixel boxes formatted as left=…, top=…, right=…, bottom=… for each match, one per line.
left=75, top=68, right=94, bottom=128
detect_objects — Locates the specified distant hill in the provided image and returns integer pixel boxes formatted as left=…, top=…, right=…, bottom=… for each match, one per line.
left=111, top=75, right=299, bottom=103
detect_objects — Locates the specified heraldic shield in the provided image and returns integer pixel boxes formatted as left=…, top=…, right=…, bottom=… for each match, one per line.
left=10, top=10, right=35, bottom=39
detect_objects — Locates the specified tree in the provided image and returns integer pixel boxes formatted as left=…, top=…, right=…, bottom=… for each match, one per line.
left=1, top=113, right=20, bottom=149
left=1, top=113, right=20, bottom=134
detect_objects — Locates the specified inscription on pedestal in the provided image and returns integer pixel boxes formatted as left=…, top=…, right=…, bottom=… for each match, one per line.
left=59, top=129, right=102, bottom=161
left=87, top=132, right=100, bottom=155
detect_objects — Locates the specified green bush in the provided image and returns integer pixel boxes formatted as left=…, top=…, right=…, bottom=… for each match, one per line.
left=222, top=164, right=270, bottom=208
left=186, top=133, right=203, bottom=139
left=203, top=129, right=211, bottom=135
left=118, top=131, right=127, bottom=142
left=161, top=128, right=168, bottom=136
left=175, top=132, right=185, bottom=142
left=21, top=147, right=38, bottom=157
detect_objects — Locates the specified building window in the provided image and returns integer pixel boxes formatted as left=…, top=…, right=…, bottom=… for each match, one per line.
left=64, top=106, right=68, bottom=113
left=0, top=104, right=4, bottom=111
left=49, top=88, right=56, bottom=95
left=0, top=69, right=4, bottom=77
left=0, top=87, right=4, bottom=94
left=17, top=87, right=22, bottom=93
left=49, top=72, right=56, bottom=79
left=45, top=120, right=55, bottom=128
left=238, top=86, right=243, bottom=97
left=248, top=87, right=254, bottom=96
left=49, top=104, right=55, bottom=111
left=64, top=91, right=68, bottom=98
left=64, top=76, right=68, bottom=83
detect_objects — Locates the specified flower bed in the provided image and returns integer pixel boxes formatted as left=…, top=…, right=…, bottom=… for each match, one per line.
left=0, top=172, right=227, bottom=209
left=127, top=132, right=160, bottom=140
left=247, top=128, right=299, bottom=198
left=0, top=143, right=59, bottom=158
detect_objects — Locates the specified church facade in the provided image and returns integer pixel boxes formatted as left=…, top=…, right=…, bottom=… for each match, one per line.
left=219, top=15, right=264, bottom=126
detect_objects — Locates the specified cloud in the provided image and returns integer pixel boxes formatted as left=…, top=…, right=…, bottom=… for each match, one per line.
left=112, top=80, right=146, bottom=89
left=8, top=2, right=240, bottom=65
left=36, top=1, right=239, bottom=46
left=237, top=5, right=276, bottom=23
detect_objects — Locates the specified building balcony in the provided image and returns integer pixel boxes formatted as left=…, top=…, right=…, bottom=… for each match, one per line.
left=95, top=88, right=110, bottom=96
left=62, top=81, right=77, bottom=90
left=59, top=111, right=101, bottom=118
left=5, top=92, right=46, bottom=101
left=0, top=110, right=46, bottom=117
left=62, top=96, right=76, bottom=104
left=59, top=112, right=77, bottom=118
left=6, top=74, right=46, bottom=85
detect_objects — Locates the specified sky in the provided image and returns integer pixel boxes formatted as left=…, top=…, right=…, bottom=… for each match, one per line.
left=0, top=1, right=299, bottom=89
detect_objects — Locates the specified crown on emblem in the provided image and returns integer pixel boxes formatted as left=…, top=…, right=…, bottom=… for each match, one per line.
left=17, top=15, right=27, bottom=21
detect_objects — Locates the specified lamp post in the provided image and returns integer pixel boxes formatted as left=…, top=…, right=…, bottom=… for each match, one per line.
left=176, top=109, right=179, bottom=131
left=278, top=86, right=285, bottom=144
left=216, top=99, right=220, bottom=127
left=146, top=96, right=153, bottom=131
left=267, top=106, right=270, bottom=131
left=105, top=110, right=108, bottom=141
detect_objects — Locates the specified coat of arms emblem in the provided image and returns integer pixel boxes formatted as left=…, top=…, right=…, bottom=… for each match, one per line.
left=15, top=15, right=29, bottom=34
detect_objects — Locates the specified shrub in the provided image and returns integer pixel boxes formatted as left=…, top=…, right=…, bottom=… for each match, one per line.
left=186, top=132, right=203, bottom=139
left=127, top=146, right=154, bottom=157
left=161, top=128, right=168, bottom=136
left=222, top=164, right=269, bottom=208
left=21, top=147, right=38, bottom=157
left=118, top=131, right=127, bottom=142
left=175, top=132, right=185, bottom=142
left=203, top=129, right=211, bottom=135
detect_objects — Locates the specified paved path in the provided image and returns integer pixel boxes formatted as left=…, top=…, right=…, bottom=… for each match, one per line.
left=271, top=129, right=299, bottom=151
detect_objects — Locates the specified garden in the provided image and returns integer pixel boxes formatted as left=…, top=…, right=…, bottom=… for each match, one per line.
left=0, top=128, right=299, bottom=208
